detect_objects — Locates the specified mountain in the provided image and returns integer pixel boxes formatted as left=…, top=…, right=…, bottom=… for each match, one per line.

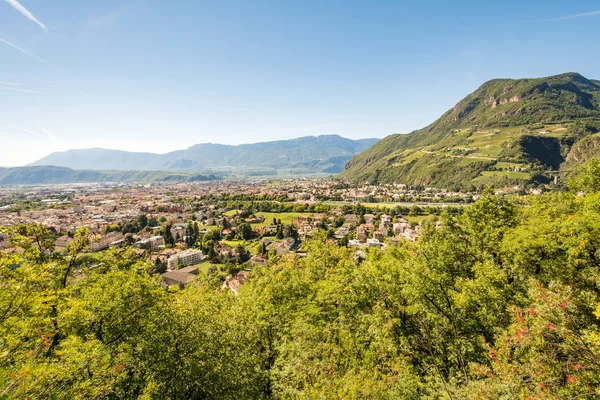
left=339, top=72, right=600, bottom=190
left=0, top=166, right=219, bottom=185
left=30, top=149, right=160, bottom=172
left=31, top=135, right=379, bottom=176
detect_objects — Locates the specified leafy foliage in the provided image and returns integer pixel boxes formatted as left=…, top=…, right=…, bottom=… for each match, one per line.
left=3, top=160, right=600, bottom=398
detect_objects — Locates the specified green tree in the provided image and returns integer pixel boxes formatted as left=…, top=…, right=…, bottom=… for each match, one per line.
left=569, top=158, right=600, bottom=193
left=237, top=223, right=253, bottom=241
left=137, top=214, right=149, bottom=229
left=284, top=224, right=298, bottom=239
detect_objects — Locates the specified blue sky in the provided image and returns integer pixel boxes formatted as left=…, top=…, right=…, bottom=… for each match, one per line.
left=0, top=0, right=599, bottom=166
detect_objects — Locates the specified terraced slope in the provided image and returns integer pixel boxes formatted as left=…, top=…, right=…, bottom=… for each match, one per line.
left=340, top=72, right=600, bottom=190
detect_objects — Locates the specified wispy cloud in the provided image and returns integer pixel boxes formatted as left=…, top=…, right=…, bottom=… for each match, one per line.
left=22, top=76, right=59, bottom=85
left=5, top=74, right=60, bottom=85
left=5, top=0, right=47, bottom=32
left=40, top=127, right=58, bottom=141
left=0, top=37, right=49, bottom=65
left=542, top=9, right=600, bottom=22
left=18, top=127, right=42, bottom=138
left=0, top=81, right=21, bottom=86
left=197, top=90, right=217, bottom=95
left=0, top=85, right=45, bottom=94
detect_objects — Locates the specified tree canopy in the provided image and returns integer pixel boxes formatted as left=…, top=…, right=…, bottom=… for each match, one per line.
left=3, top=160, right=600, bottom=399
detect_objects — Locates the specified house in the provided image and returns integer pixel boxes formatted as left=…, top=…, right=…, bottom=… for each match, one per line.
left=161, top=270, right=197, bottom=288
left=135, top=235, right=165, bottom=250
left=381, top=214, right=392, bottom=224
left=167, top=249, right=205, bottom=270
left=379, top=223, right=390, bottom=237
left=357, top=228, right=367, bottom=243
left=360, top=223, right=375, bottom=232
left=223, top=270, right=250, bottom=295
left=403, top=229, right=417, bottom=242
left=55, top=235, right=73, bottom=251
left=178, top=265, right=199, bottom=275
left=389, top=237, right=401, bottom=245
left=247, top=255, right=268, bottom=267
left=216, top=243, right=235, bottom=257
left=150, top=253, right=169, bottom=265
left=90, top=232, right=123, bottom=252
left=171, top=224, right=187, bottom=241
left=367, top=238, right=382, bottom=247
left=221, top=228, right=234, bottom=238
left=345, top=214, right=358, bottom=226
left=260, top=225, right=278, bottom=235
left=393, top=222, right=410, bottom=235
left=267, top=238, right=297, bottom=255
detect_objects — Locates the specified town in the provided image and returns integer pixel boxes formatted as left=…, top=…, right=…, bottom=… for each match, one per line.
left=0, top=179, right=471, bottom=291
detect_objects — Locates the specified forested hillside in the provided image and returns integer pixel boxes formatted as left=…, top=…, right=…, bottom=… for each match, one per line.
left=2, top=160, right=600, bottom=398
left=340, top=73, right=600, bottom=189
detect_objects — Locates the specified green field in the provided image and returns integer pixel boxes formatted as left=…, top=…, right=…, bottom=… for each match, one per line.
left=196, top=262, right=221, bottom=275
left=472, top=170, right=532, bottom=186
left=221, top=240, right=261, bottom=255
left=195, top=262, right=230, bottom=279
left=253, top=212, right=308, bottom=227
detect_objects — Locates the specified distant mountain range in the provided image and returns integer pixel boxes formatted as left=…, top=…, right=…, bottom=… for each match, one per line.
left=30, top=135, right=379, bottom=176
left=340, top=72, right=600, bottom=190
left=0, top=166, right=220, bottom=185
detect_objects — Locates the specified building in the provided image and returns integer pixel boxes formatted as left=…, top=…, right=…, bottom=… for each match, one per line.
left=55, top=235, right=73, bottom=251
left=393, top=222, right=410, bottom=235
left=357, top=228, right=367, bottom=243
left=167, top=249, right=205, bottom=270
left=247, top=255, right=268, bottom=267
left=171, top=224, right=187, bottom=241
left=223, top=270, right=250, bottom=295
left=178, top=265, right=200, bottom=275
left=90, top=232, right=123, bottom=252
left=367, top=238, right=382, bottom=247
left=135, top=235, right=165, bottom=250
left=161, top=270, right=197, bottom=288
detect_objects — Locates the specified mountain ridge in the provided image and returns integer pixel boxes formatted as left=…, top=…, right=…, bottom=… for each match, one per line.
left=340, top=72, right=600, bottom=189
left=31, top=135, right=379, bottom=175
left=0, top=166, right=220, bottom=185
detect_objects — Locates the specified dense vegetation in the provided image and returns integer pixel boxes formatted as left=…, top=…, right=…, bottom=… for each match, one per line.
left=341, top=72, right=600, bottom=189
left=3, top=160, right=600, bottom=398
left=30, top=135, right=379, bottom=176
left=0, top=166, right=220, bottom=185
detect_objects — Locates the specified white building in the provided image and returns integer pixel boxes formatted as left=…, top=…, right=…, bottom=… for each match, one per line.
left=367, top=238, right=382, bottom=247
left=171, top=224, right=187, bottom=241
left=90, top=232, right=123, bottom=252
left=135, top=235, right=165, bottom=250
left=167, top=249, right=205, bottom=270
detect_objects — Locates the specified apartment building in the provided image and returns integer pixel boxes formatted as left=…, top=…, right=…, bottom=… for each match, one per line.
left=167, top=249, right=205, bottom=270
left=90, top=232, right=124, bottom=252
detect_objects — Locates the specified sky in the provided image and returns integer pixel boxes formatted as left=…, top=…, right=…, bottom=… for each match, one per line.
left=0, top=0, right=599, bottom=166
